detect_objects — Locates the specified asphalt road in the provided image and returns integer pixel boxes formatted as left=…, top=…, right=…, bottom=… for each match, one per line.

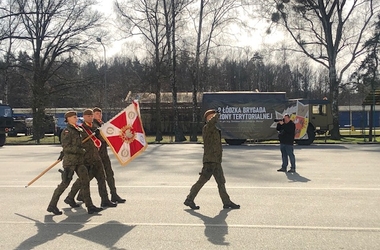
left=0, top=143, right=380, bottom=250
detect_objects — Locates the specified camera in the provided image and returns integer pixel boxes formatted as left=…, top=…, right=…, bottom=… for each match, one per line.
left=274, top=118, right=284, bottom=122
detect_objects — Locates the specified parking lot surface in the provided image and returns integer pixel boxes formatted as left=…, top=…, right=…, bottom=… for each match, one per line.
left=0, top=143, right=379, bottom=249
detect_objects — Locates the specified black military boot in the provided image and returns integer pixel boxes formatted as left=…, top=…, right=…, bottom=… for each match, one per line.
left=111, top=194, right=126, bottom=203
left=87, top=205, right=103, bottom=214
left=47, top=205, right=63, bottom=215
left=223, top=201, right=240, bottom=209
left=184, top=199, right=200, bottom=210
left=64, top=197, right=80, bottom=208
left=101, top=200, right=117, bottom=208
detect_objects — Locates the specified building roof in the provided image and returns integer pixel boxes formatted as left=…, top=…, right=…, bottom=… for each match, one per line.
left=136, top=92, right=203, bottom=103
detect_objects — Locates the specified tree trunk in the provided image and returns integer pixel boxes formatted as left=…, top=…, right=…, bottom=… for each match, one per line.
left=190, top=0, right=204, bottom=142
left=169, top=0, right=184, bottom=142
left=155, top=80, right=162, bottom=142
left=369, top=104, right=374, bottom=141
left=32, top=69, right=47, bottom=143
left=329, top=65, right=341, bottom=140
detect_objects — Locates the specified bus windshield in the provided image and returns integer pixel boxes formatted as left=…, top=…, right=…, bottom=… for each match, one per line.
left=0, top=105, right=12, bottom=117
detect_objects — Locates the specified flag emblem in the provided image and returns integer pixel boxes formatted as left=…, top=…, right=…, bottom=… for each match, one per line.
left=100, top=101, right=147, bottom=165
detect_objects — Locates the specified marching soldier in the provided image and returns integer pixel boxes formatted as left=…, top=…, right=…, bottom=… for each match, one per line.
left=92, top=107, right=126, bottom=203
left=65, top=109, right=117, bottom=208
left=47, top=111, right=102, bottom=215
left=184, top=109, right=240, bottom=210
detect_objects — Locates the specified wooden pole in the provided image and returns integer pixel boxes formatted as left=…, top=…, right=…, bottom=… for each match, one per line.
left=25, top=132, right=95, bottom=188
left=82, top=132, right=95, bottom=143
left=25, top=159, right=61, bottom=188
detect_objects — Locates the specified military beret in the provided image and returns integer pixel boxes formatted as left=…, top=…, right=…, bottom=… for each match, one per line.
left=64, top=111, right=77, bottom=119
left=93, top=107, right=102, bottom=113
left=83, top=109, right=93, bottom=115
left=204, top=109, right=216, bottom=119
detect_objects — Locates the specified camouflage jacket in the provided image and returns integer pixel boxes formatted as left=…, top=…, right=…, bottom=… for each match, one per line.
left=80, top=122, right=102, bottom=165
left=61, top=124, right=85, bottom=166
left=202, top=113, right=222, bottom=163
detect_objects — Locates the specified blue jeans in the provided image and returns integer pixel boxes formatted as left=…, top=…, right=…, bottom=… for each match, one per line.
left=280, top=144, right=296, bottom=170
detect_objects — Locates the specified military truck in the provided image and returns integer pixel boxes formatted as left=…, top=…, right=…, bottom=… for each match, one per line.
left=0, top=104, right=14, bottom=147
left=7, top=115, right=56, bottom=137
left=202, top=92, right=333, bottom=145
left=7, top=115, right=28, bottom=137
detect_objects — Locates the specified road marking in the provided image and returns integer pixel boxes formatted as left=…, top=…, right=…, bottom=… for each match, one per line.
left=2, top=221, right=380, bottom=232
left=5, top=185, right=380, bottom=191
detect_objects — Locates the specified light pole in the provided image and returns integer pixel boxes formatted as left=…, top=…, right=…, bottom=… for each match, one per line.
left=97, top=37, right=107, bottom=121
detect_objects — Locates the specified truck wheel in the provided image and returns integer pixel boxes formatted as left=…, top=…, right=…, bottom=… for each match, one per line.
left=0, top=134, right=5, bottom=147
left=295, top=125, right=315, bottom=145
left=225, top=139, right=246, bottom=145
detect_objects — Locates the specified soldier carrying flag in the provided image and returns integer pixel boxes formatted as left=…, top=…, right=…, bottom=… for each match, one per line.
left=65, top=109, right=117, bottom=208
left=47, top=111, right=102, bottom=215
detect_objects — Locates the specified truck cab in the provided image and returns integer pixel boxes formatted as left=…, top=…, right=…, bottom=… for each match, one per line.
left=0, top=104, right=14, bottom=147
left=290, top=99, right=333, bottom=145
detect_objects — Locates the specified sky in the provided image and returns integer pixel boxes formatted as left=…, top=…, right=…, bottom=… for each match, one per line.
left=93, top=0, right=285, bottom=59
left=93, top=1, right=121, bottom=58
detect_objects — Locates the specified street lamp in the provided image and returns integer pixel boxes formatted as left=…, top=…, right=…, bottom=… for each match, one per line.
left=97, top=37, right=107, bottom=121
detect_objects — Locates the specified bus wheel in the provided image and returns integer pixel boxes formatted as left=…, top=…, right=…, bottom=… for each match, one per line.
left=224, top=139, right=246, bottom=145
left=0, top=134, right=5, bottom=147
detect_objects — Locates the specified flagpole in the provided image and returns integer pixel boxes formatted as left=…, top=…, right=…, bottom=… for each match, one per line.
left=25, top=132, right=96, bottom=187
left=97, top=37, right=107, bottom=121
left=25, top=160, right=62, bottom=188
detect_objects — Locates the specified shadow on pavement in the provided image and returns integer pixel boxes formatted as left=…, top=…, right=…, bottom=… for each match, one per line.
left=14, top=208, right=134, bottom=250
left=285, top=172, right=311, bottom=182
left=223, top=144, right=350, bottom=150
left=185, top=209, right=233, bottom=246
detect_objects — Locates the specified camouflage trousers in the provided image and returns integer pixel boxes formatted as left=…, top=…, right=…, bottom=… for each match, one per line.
left=186, top=162, right=231, bottom=205
left=49, top=164, right=93, bottom=208
left=68, top=159, right=109, bottom=202
left=100, top=152, right=117, bottom=196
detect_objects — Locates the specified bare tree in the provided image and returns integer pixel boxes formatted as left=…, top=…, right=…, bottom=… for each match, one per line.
left=0, top=0, right=22, bottom=104
left=187, top=0, right=243, bottom=141
left=356, top=14, right=380, bottom=140
left=14, top=0, right=103, bottom=142
left=115, top=0, right=171, bottom=142
left=265, top=0, right=379, bottom=139
left=115, top=0, right=191, bottom=141
left=163, top=0, right=190, bottom=141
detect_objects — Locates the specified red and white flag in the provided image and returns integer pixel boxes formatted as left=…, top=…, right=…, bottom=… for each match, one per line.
left=99, top=100, right=147, bottom=165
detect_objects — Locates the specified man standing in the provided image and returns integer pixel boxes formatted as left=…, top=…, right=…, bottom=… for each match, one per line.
left=276, top=114, right=296, bottom=173
left=47, top=111, right=102, bottom=215
left=184, top=109, right=240, bottom=210
left=92, top=107, right=126, bottom=203
left=65, top=109, right=117, bottom=208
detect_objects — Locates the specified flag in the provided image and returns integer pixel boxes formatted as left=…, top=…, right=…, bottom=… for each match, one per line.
left=99, top=100, right=147, bottom=165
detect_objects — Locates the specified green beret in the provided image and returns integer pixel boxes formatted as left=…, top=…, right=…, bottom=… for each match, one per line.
left=93, top=107, right=102, bottom=113
left=83, top=109, right=93, bottom=115
left=204, top=109, right=216, bottom=119
left=64, top=111, right=77, bottom=119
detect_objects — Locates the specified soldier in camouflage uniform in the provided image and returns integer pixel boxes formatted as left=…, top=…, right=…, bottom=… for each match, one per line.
left=47, top=111, right=103, bottom=215
left=92, top=107, right=126, bottom=203
left=64, top=109, right=117, bottom=208
left=184, top=109, right=240, bottom=210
